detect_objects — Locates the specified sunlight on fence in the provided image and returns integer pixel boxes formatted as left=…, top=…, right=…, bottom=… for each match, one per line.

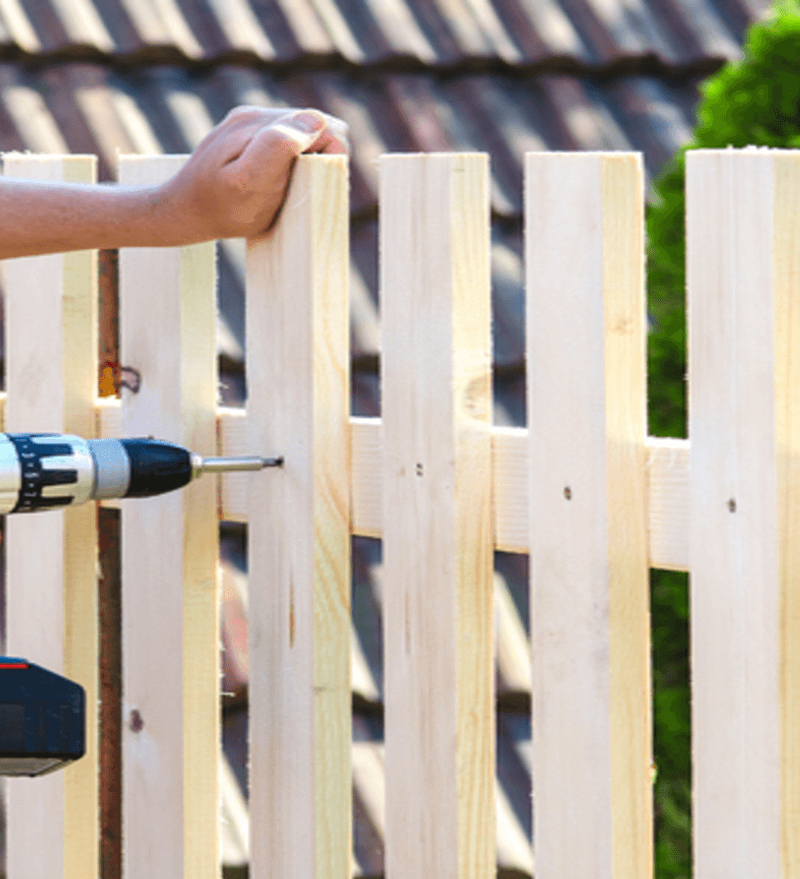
left=2, top=146, right=798, bottom=879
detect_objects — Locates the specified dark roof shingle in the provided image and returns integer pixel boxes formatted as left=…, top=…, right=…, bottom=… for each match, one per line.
left=0, top=0, right=767, bottom=65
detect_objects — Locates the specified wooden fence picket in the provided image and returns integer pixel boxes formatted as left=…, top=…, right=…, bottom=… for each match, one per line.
left=687, top=149, right=800, bottom=878
left=246, top=153, right=351, bottom=879
left=380, top=152, right=495, bottom=879
left=2, top=154, right=99, bottom=879
left=526, top=152, right=651, bottom=879
left=117, top=155, right=219, bottom=879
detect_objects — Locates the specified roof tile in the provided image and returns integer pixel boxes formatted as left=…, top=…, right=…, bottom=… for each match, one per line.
left=0, top=0, right=40, bottom=52
left=50, top=0, right=117, bottom=50
left=112, top=0, right=177, bottom=50
left=268, top=0, right=333, bottom=54
left=203, top=0, right=279, bottom=58
left=0, top=0, right=771, bottom=64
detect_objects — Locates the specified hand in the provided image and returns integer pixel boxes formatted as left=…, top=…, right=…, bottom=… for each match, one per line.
left=0, top=106, right=347, bottom=258
left=157, top=107, right=348, bottom=242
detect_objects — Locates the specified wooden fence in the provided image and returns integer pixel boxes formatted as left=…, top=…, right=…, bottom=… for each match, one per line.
left=1, top=146, right=798, bottom=879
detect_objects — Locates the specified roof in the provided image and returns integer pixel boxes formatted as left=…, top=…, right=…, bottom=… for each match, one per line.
left=0, top=0, right=774, bottom=875
left=0, top=0, right=764, bottom=66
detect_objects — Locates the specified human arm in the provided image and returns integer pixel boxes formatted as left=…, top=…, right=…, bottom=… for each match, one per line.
left=0, top=107, right=346, bottom=259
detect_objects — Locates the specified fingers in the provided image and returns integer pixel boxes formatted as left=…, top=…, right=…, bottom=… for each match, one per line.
left=159, top=104, right=348, bottom=242
left=268, top=111, right=330, bottom=153
left=305, top=126, right=348, bottom=155
left=220, top=107, right=349, bottom=157
left=221, top=105, right=291, bottom=128
left=312, top=112, right=349, bottom=152
left=230, top=110, right=346, bottom=180
left=220, top=106, right=347, bottom=144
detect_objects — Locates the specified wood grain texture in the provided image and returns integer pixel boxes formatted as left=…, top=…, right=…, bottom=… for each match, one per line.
left=3, top=154, right=99, bottom=879
left=217, top=405, right=248, bottom=519
left=349, top=416, right=381, bottom=538
left=118, top=156, right=219, bottom=879
left=686, top=148, right=800, bottom=878
left=97, top=398, right=692, bottom=568
left=688, top=149, right=781, bottom=878
left=526, top=152, right=651, bottom=879
left=775, top=152, right=800, bottom=879
left=646, top=437, right=690, bottom=571
left=341, top=420, right=689, bottom=567
left=380, top=153, right=495, bottom=879
left=246, top=154, right=351, bottom=879
left=601, top=155, right=652, bottom=879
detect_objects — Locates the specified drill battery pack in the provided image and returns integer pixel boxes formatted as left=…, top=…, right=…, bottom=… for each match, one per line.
left=0, top=658, right=85, bottom=776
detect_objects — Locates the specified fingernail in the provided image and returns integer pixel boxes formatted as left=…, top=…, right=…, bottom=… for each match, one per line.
left=287, top=112, right=323, bottom=133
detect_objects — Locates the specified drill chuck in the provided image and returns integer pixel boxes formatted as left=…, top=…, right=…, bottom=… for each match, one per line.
left=0, top=434, right=280, bottom=515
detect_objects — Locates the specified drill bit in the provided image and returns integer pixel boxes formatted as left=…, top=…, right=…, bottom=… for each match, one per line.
left=191, top=454, right=284, bottom=475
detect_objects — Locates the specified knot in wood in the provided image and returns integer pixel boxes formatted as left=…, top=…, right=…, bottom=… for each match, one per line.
left=128, top=709, right=144, bottom=733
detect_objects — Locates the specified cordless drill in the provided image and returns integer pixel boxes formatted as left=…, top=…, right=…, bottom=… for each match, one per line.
left=0, top=432, right=281, bottom=514
left=0, top=432, right=280, bottom=775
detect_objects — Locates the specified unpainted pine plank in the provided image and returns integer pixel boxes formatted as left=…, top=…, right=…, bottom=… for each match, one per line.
left=528, top=153, right=610, bottom=879
left=775, top=152, right=800, bottom=879
left=2, top=154, right=99, bottom=879
left=246, top=154, right=350, bottom=879
left=380, top=152, right=494, bottom=879
left=601, top=155, right=652, bottom=878
left=526, top=151, right=651, bottom=879
left=688, top=148, right=787, bottom=878
left=341, top=416, right=690, bottom=569
left=179, top=235, right=221, bottom=879
left=349, top=416, right=381, bottom=538
left=492, top=426, right=529, bottom=552
left=217, top=405, right=248, bottom=519
left=688, top=149, right=781, bottom=878
left=646, top=437, right=690, bottom=571
left=99, top=397, right=693, bottom=568
left=118, top=155, right=219, bottom=879
left=94, top=395, right=121, bottom=440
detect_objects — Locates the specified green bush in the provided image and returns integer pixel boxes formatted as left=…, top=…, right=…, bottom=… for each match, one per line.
left=648, top=0, right=800, bottom=440
left=646, top=2, right=800, bottom=875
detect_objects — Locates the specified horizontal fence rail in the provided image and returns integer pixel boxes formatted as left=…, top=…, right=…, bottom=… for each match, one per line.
left=1, top=147, right=798, bottom=879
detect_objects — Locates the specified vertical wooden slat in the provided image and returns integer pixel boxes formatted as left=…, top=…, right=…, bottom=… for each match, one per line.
left=118, top=156, right=219, bottom=879
left=380, top=153, right=495, bottom=879
left=775, top=152, right=800, bottom=879
left=3, top=155, right=99, bottom=879
left=246, top=154, right=350, bottom=879
left=687, top=148, right=800, bottom=878
left=526, top=152, right=651, bottom=879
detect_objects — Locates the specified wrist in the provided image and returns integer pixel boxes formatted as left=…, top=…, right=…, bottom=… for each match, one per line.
left=118, top=182, right=204, bottom=249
